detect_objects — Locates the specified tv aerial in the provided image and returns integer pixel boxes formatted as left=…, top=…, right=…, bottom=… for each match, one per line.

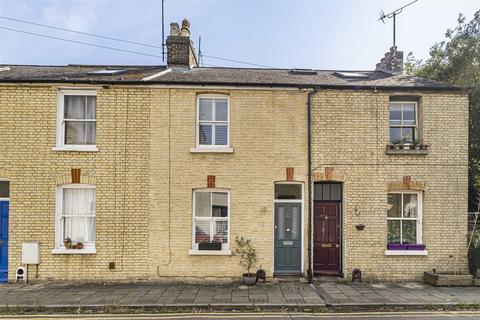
left=379, top=0, right=419, bottom=47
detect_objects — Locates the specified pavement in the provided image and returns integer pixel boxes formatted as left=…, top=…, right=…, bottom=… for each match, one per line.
left=315, top=280, right=480, bottom=307
left=1, top=279, right=480, bottom=314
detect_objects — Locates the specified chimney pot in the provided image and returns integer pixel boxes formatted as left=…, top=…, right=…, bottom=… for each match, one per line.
left=181, top=19, right=191, bottom=37
left=170, top=23, right=180, bottom=36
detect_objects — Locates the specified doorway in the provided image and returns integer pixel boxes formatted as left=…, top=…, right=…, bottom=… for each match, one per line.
left=0, top=181, right=9, bottom=283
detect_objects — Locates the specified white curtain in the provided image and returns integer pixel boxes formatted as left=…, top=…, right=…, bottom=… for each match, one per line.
left=63, top=188, right=96, bottom=243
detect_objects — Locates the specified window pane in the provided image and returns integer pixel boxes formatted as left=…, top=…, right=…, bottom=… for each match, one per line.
left=322, top=184, right=330, bottom=200
left=195, top=192, right=211, bottom=217
left=85, top=122, right=96, bottom=145
left=387, top=220, right=400, bottom=244
left=199, top=125, right=212, bottom=145
left=390, top=127, right=402, bottom=144
left=402, top=220, right=417, bottom=244
left=330, top=184, right=341, bottom=200
left=314, top=184, right=323, bottom=201
left=387, top=194, right=401, bottom=217
left=0, top=181, right=9, bottom=198
left=65, top=121, right=85, bottom=145
left=64, top=96, right=86, bottom=119
left=402, top=103, right=416, bottom=125
left=389, top=104, right=401, bottom=125
left=212, top=192, right=228, bottom=217
left=403, top=194, right=418, bottom=218
left=214, top=125, right=228, bottom=145
left=401, top=127, right=414, bottom=143
left=213, top=220, right=228, bottom=243
left=291, top=206, right=299, bottom=240
left=86, top=96, right=96, bottom=119
left=62, top=188, right=96, bottom=243
left=195, top=220, right=210, bottom=243
left=275, top=184, right=302, bottom=200
left=277, top=207, right=285, bottom=240
left=199, top=98, right=213, bottom=121
left=215, top=99, right=228, bottom=121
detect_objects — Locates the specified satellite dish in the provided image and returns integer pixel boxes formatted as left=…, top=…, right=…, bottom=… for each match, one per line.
left=379, top=10, right=386, bottom=24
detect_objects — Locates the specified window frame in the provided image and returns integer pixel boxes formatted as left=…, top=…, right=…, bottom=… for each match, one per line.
left=55, top=89, right=98, bottom=152
left=389, top=101, right=418, bottom=144
left=54, top=184, right=96, bottom=251
left=195, top=95, right=230, bottom=148
left=387, top=190, right=423, bottom=245
left=191, top=188, right=230, bottom=251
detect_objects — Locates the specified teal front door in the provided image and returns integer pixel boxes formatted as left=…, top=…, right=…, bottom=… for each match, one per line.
left=0, top=201, right=8, bottom=283
left=274, top=203, right=302, bottom=274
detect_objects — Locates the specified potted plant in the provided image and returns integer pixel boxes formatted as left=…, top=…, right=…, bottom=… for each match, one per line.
left=199, top=240, right=222, bottom=250
left=63, top=237, right=72, bottom=249
left=76, top=242, right=84, bottom=250
left=413, top=140, right=421, bottom=150
left=233, top=236, right=257, bottom=286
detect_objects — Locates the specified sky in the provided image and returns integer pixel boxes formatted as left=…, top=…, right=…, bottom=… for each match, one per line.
left=0, top=0, right=478, bottom=70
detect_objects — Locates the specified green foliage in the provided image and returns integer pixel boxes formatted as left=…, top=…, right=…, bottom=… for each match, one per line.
left=233, top=235, right=257, bottom=275
left=406, top=10, right=480, bottom=210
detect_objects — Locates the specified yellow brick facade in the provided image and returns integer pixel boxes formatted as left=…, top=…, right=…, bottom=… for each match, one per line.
left=311, top=90, right=469, bottom=281
left=0, top=84, right=468, bottom=282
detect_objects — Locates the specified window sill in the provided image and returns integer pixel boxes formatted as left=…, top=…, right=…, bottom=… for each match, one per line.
left=52, top=248, right=97, bottom=255
left=188, top=249, right=231, bottom=256
left=384, top=250, right=428, bottom=256
left=190, top=147, right=234, bottom=154
left=386, top=149, right=428, bottom=155
left=52, top=146, right=99, bottom=152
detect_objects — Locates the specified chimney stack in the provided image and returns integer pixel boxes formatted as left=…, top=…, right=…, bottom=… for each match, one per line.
left=166, top=18, right=198, bottom=68
left=375, top=46, right=403, bottom=75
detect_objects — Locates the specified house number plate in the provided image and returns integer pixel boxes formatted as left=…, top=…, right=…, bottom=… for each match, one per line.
left=283, top=241, right=293, bottom=246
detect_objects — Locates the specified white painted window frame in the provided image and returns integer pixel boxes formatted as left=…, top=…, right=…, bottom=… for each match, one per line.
left=53, top=184, right=96, bottom=254
left=387, top=190, right=423, bottom=245
left=190, top=188, right=230, bottom=253
left=54, top=89, right=98, bottom=152
left=389, top=101, right=418, bottom=144
left=195, top=95, right=230, bottom=149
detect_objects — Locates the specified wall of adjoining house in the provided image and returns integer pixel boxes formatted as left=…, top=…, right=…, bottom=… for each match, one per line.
left=0, top=86, right=151, bottom=282
left=310, top=89, right=469, bottom=281
left=149, top=89, right=309, bottom=280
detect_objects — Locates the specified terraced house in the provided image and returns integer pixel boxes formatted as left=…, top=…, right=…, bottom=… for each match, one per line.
left=0, top=19, right=468, bottom=283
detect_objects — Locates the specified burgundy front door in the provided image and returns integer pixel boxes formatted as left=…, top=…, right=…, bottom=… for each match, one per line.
left=313, top=201, right=341, bottom=275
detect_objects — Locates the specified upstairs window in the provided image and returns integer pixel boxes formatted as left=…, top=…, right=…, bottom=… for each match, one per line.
left=196, top=96, right=229, bottom=147
left=56, top=90, right=97, bottom=150
left=389, top=101, right=417, bottom=144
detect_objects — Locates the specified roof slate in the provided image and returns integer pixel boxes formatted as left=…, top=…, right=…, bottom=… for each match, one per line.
left=0, top=64, right=460, bottom=90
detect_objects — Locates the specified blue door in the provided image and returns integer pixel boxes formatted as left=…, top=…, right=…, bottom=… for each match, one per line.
left=0, top=201, right=8, bottom=283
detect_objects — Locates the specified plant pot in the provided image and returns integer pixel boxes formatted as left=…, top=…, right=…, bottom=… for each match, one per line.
left=387, top=243, right=408, bottom=250
left=388, top=144, right=394, bottom=150
left=199, top=242, right=222, bottom=250
left=424, top=272, right=473, bottom=286
left=407, top=244, right=426, bottom=250
left=242, top=273, right=256, bottom=286
left=76, top=243, right=84, bottom=250
left=64, top=241, right=72, bottom=249
left=394, top=144, right=401, bottom=150
left=414, top=145, right=421, bottom=150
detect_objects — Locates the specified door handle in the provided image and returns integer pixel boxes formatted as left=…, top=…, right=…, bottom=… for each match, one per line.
left=335, top=244, right=340, bottom=248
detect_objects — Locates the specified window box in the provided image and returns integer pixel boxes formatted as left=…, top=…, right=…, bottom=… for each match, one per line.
left=407, top=244, right=426, bottom=250
left=387, top=243, right=408, bottom=250
left=198, top=241, right=222, bottom=250
left=386, top=144, right=428, bottom=155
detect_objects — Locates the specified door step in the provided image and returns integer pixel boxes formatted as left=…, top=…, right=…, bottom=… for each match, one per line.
left=273, top=274, right=305, bottom=282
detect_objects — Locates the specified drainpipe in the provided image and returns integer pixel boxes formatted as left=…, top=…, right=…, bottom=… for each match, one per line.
left=307, top=87, right=318, bottom=284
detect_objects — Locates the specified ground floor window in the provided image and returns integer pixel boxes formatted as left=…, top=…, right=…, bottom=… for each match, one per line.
left=387, top=191, right=422, bottom=245
left=193, top=189, right=229, bottom=250
left=56, top=185, right=96, bottom=249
